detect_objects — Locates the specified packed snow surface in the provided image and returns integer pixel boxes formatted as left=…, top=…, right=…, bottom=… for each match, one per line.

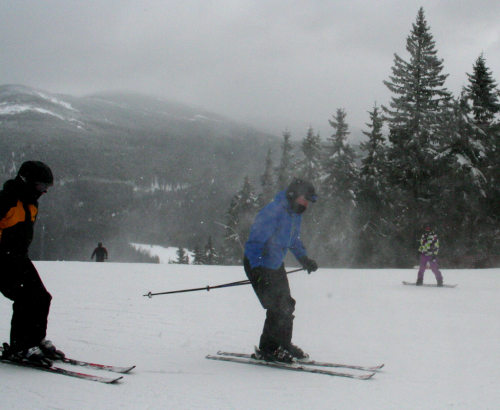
left=1, top=262, right=499, bottom=410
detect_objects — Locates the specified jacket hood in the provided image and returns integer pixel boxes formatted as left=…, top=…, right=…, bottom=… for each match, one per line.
left=3, top=179, right=17, bottom=192
left=274, top=191, right=292, bottom=210
left=2, top=178, right=39, bottom=204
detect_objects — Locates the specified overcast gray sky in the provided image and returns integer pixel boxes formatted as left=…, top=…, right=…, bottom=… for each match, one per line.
left=1, top=0, right=499, bottom=141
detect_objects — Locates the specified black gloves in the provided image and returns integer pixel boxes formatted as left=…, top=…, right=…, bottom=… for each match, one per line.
left=298, top=256, right=318, bottom=274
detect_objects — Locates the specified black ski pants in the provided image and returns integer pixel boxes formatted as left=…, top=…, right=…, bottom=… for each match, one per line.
left=244, top=257, right=296, bottom=353
left=0, top=256, right=52, bottom=352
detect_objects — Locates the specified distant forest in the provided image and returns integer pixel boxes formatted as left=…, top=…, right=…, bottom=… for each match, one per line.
left=203, top=7, right=500, bottom=269
left=3, top=8, right=500, bottom=268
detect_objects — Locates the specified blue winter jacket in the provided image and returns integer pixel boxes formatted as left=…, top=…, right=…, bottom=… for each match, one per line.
left=244, top=191, right=307, bottom=270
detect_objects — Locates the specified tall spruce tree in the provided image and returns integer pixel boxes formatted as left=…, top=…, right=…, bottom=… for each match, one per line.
left=356, top=104, right=392, bottom=266
left=296, top=126, right=324, bottom=185
left=259, top=148, right=275, bottom=206
left=172, top=247, right=190, bottom=264
left=383, top=7, right=451, bottom=139
left=464, top=53, right=500, bottom=127
left=382, top=7, right=452, bottom=263
left=463, top=54, right=500, bottom=254
left=293, top=126, right=324, bottom=263
left=221, top=176, right=259, bottom=264
left=204, top=236, right=219, bottom=265
left=323, top=109, right=358, bottom=203
left=315, top=108, right=358, bottom=267
left=434, top=93, right=489, bottom=260
left=360, top=104, right=386, bottom=181
left=192, top=244, right=205, bottom=265
left=276, top=130, right=294, bottom=190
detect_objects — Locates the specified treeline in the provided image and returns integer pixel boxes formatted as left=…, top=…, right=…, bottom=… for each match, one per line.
left=199, top=8, right=500, bottom=268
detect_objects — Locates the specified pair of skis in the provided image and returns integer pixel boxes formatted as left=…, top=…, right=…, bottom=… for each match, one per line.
left=0, top=345, right=135, bottom=384
left=207, top=349, right=384, bottom=380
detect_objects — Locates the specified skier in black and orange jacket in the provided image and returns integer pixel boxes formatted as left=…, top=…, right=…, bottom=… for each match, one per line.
left=0, top=161, right=64, bottom=365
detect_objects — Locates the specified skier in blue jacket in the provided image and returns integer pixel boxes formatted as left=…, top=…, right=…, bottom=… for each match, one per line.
left=244, top=178, right=318, bottom=364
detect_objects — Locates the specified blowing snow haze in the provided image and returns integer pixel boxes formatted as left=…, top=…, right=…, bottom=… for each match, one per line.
left=1, top=1, right=499, bottom=140
left=0, top=84, right=280, bottom=261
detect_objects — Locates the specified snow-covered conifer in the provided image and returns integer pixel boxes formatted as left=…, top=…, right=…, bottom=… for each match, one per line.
left=295, top=126, right=324, bottom=186
left=275, top=130, right=294, bottom=190
left=221, top=176, right=259, bottom=264
left=322, top=109, right=358, bottom=203
left=259, top=149, right=275, bottom=206
left=173, top=247, right=190, bottom=264
left=464, top=53, right=500, bottom=127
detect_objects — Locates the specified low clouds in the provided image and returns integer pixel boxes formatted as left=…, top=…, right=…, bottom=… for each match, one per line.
left=1, top=0, right=499, bottom=139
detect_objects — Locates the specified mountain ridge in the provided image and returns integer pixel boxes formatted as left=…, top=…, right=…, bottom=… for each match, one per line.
left=0, top=84, right=280, bottom=261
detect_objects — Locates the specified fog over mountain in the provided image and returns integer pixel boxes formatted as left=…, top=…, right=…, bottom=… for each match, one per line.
left=0, top=84, right=283, bottom=261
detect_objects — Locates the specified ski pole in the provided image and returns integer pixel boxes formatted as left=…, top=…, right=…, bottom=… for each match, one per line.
left=144, top=267, right=305, bottom=298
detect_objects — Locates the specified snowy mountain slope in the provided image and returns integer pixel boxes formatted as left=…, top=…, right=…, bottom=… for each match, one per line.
left=0, top=262, right=499, bottom=410
left=0, top=84, right=274, bottom=139
left=0, top=85, right=281, bottom=260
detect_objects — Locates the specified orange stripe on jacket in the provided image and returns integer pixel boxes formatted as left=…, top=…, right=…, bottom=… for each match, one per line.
left=0, top=200, right=38, bottom=242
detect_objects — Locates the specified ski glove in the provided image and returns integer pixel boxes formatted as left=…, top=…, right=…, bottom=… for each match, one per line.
left=298, top=256, right=318, bottom=274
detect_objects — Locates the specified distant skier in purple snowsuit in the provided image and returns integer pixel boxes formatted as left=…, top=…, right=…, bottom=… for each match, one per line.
left=416, top=223, right=443, bottom=286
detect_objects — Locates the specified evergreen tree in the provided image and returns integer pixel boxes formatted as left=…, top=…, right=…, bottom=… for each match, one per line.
left=192, top=244, right=205, bottom=265
left=356, top=104, right=393, bottom=267
left=296, top=126, right=324, bottom=185
left=259, top=148, right=275, bottom=206
left=382, top=7, right=452, bottom=264
left=221, top=176, right=259, bottom=264
left=323, top=109, right=358, bottom=203
left=173, top=247, right=190, bottom=264
left=464, top=53, right=500, bottom=127
left=204, top=236, right=219, bottom=265
left=383, top=7, right=451, bottom=139
left=293, top=127, right=324, bottom=265
left=360, top=104, right=386, bottom=180
left=434, top=94, right=489, bottom=259
left=464, top=53, right=500, bottom=214
left=315, top=108, right=358, bottom=267
left=276, top=130, right=294, bottom=190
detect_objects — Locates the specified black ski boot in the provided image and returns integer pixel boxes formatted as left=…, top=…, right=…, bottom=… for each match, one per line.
left=286, top=343, right=309, bottom=360
left=254, top=346, right=296, bottom=364
left=437, top=280, right=443, bottom=287
left=39, top=339, right=65, bottom=360
left=8, top=345, right=53, bottom=366
left=1, top=343, right=18, bottom=361
left=416, top=278, right=423, bottom=286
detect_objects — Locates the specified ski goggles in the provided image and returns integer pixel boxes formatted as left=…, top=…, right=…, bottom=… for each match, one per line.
left=305, top=193, right=318, bottom=203
left=35, top=183, right=52, bottom=193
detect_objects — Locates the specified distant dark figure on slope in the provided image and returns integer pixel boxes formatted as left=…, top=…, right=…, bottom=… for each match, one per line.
left=416, top=223, right=443, bottom=287
left=244, top=178, right=318, bottom=364
left=91, top=242, right=108, bottom=262
left=0, top=161, right=65, bottom=365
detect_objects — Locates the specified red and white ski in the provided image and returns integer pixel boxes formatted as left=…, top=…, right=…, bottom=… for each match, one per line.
left=0, top=356, right=123, bottom=384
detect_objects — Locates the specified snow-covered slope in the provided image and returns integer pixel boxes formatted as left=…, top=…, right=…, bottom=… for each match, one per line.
left=0, top=262, right=499, bottom=410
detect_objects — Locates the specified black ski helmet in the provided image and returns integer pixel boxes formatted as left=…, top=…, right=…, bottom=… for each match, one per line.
left=17, top=161, right=54, bottom=186
left=285, top=178, right=317, bottom=204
